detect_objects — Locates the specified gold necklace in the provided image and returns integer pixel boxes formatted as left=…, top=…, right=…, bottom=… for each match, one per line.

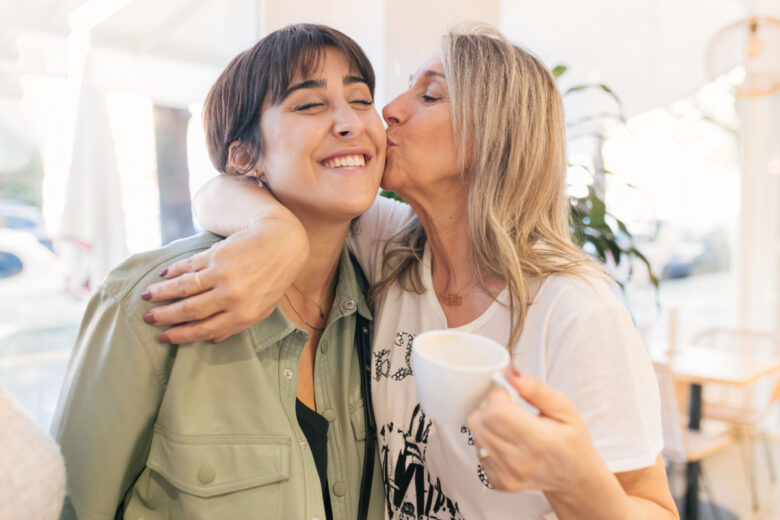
left=284, top=293, right=326, bottom=331
left=291, top=283, right=327, bottom=321
left=441, top=293, right=464, bottom=306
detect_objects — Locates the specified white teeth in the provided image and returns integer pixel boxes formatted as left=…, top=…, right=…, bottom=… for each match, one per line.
left=323, top=154, right=366, bottom=169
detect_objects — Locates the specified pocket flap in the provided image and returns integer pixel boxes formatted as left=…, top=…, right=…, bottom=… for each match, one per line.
left=147, top=425, right=290, bottom=497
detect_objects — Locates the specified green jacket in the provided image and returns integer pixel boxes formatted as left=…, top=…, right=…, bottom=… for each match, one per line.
left=53, top=233, right=385, bottom=520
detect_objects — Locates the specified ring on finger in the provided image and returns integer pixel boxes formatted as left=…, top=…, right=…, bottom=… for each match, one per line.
left=477, top=446, right=490, bottom=460
left=194, top=272, right=203, bottom=291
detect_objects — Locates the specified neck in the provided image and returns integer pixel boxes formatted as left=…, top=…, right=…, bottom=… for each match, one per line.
left=401, top=179, right=505, bottom=322
left=403, top=178, right=476, bottom=294
left=293, top=218, right=349, bottom=303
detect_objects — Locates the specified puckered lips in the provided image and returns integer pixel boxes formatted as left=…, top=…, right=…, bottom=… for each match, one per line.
left=319, top=149, right=372, bottom=174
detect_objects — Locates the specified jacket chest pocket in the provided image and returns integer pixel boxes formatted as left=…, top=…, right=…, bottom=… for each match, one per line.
left=350, top=400, right=367, bottom=443
left=139, top=425, right=290, bottom=519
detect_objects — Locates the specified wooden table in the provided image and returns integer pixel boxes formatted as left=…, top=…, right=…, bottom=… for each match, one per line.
left=652, top=346, right=780, bottom=520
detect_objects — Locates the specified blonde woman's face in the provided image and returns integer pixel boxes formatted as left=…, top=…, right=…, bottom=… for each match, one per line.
left=381, top=52, right=460, bottom=201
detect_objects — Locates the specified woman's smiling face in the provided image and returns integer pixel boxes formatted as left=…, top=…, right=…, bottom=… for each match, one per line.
left=380, top=52, right=460, bottom=201
left=256, top=48, right=386, bottom=226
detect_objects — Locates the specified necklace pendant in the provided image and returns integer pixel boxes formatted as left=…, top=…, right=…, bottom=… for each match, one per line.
left=442, top=293, right=463, bottom=306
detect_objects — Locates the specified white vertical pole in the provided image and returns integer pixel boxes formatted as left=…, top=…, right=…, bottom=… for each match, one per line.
left=736, top=91, right=780, bottom=332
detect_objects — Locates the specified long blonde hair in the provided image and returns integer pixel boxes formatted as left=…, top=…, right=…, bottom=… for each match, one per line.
left=370, top=23, right=602, bottom=346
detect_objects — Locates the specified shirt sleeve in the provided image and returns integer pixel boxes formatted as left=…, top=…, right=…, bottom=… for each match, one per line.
left=347, top=195, right=416, bottom=283
left=52, top=287, right=170, bottom=520
left=545, top=299, right=663, bottom=473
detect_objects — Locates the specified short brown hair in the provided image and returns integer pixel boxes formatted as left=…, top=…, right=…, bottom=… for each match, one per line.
left=203, top=24, right=375, bottom=174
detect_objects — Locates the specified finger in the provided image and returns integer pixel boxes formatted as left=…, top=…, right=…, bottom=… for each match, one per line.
left=144, top=290, right=225, bottom=326
left=211, top=323, right=251, bottom=344
left=511, top=370, right=575, bottom=423
left=143, top=271, right=214, bottom=302
left=158, top=311, right=234, bottom=344
left=483, top=386, right=538, bottom=423
left=160, top=250, right=211, bottom=279
left=473, top=387, right=549, bottom=445
left=471, top=426, right=532, bottom=491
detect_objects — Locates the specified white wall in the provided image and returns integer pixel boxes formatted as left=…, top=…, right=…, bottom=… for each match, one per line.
left=384, top=0, right=499, bottom=102
left=260, top=0, right=388, bottom=104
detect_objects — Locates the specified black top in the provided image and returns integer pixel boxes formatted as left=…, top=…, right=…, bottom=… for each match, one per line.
left=295, top=398, right=333, bottom=520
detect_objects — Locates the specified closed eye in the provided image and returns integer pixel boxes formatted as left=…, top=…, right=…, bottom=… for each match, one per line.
left=295, top=102, right=325, bottom=112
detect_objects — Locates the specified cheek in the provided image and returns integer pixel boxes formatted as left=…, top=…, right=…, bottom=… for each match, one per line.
left=430, top=112, right=458, bottom=169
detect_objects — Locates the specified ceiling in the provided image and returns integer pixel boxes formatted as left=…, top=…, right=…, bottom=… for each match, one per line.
left=0, top=0, right=774, bottom=135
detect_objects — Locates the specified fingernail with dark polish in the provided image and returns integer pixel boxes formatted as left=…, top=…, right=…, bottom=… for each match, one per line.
left=143, top=312, right=156, bottom=324
left=158, top=334, right=170, bottom=344
left=141, top=290, right=152, bottom=301
left=158, top=268, right=168, bottom=277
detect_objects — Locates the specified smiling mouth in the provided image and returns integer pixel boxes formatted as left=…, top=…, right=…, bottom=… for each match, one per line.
left=321, top=153, right=368, bottom=169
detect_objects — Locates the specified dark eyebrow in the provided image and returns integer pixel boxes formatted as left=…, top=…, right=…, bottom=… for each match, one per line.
left=283, top=76, right=369, bottom=100
left=283, top=79, right=326, bottom=99
left=344, top=75, right=369, bottom=87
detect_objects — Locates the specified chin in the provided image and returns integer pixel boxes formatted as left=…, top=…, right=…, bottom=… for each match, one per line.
left=379, top=168, right=404, bottom=193
left=349, top=194, right=378, bottom=216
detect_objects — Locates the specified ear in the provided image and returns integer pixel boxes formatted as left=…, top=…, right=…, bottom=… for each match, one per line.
left=227, top=140, right=259, bottom=176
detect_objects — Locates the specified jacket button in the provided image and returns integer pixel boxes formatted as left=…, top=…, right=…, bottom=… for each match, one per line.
left=198, top=465, right=216, bottom=484
left=341, top=300, right=355, bottom=310
left=284, top=368, right=293, bottom=379
left=320, top=340, right=328, bottom=354
left=333, top=481, right=347, bottom=497
left=322, top=409, right=336, bottom=422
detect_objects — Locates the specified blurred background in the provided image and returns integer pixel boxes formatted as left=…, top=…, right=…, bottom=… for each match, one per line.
left=0, top=1, right=778, bottom=518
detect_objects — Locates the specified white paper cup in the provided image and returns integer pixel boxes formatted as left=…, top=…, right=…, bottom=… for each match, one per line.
left=412, top=330, right=511, bottom=425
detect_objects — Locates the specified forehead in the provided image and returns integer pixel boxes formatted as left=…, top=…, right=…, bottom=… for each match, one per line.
left=290, top=48, right=359, bottom=82
left=411, top=51, right=445, bottom=83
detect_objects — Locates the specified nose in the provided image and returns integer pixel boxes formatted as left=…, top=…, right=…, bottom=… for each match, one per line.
left=382, top=92, right=407, bottom=126
left=332, top=101, right=365, bottom=139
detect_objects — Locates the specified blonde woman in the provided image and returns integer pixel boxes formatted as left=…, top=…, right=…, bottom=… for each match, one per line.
left=142, top=24, right=678, bottom=519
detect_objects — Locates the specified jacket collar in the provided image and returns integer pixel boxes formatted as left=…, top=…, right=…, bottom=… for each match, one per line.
left=249, top=247, right=372, bottom=353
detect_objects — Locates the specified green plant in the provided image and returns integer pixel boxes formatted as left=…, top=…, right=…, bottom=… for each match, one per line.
left=555, top=65, right=659, bottom=288
left=569, top=184, right=658, bottom=287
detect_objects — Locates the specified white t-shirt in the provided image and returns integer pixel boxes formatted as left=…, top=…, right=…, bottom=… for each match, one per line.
left=348, top=197, right=663, bottom=520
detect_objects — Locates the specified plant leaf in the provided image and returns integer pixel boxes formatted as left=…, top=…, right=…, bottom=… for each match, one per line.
left=379, top=190, right=405, bottom=203
left=565, top=84, right=588, bottom=94
left=552, top=65, right=568, bottom=78
left=629, top=246, right=660, bottom=288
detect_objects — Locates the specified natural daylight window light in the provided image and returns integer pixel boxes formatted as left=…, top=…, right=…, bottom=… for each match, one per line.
left=605, top=74, right=741, bottom=343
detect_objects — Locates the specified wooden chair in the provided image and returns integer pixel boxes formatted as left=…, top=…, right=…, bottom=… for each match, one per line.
left=690, top=328, right=780, bottom=512
left=654, top=360, right=733, bottom=517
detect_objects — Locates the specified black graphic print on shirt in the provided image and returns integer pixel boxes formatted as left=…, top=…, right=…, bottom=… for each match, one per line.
left=379, top=404, right=464, bottom=520
left=373, top=331, right=415, bottom=381
left=460, top=426, right=492, bottom=489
